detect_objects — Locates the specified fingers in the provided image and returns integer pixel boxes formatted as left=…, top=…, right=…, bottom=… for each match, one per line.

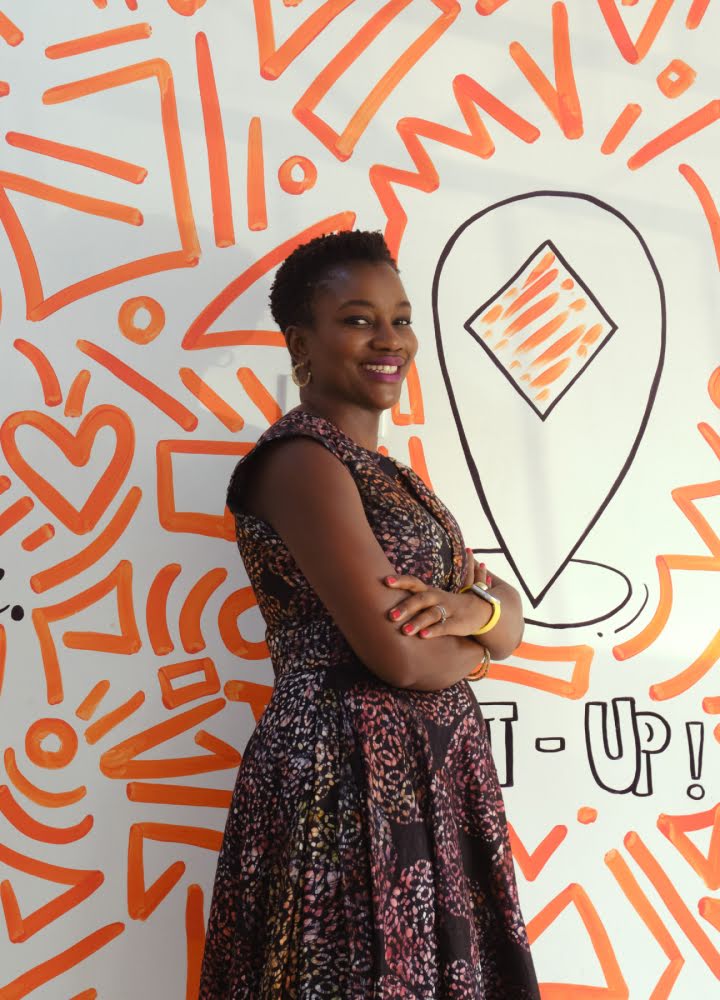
left=384, top=574, right=428, bottom=593
left=473, top=560, right=493, bottom=588
left=387, top=590, right=445, bottom=629
left=402, top=602, right=450, bottom=638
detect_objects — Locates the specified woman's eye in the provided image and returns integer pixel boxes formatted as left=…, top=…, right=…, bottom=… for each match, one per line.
left=395, top=317, right=412, bottom=326
left=344, top=315, right=371, bottom=326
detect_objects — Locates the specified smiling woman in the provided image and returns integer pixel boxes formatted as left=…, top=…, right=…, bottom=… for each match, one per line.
left=199, top=230, right=539, bottom=999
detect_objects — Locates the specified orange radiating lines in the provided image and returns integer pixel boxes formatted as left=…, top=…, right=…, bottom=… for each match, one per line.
left=628, top=101, right=720, bottom=169
left=6, top=132, right=147, bottom=184
left=77, top=340, right=197, bottom=430
left=0, top=12, right=23, bottom=46
left=147, top=563, right=182, bottom=655
left=179, top=569, right=228, bottom=653
left=680, top=163, right=720, bottom=269
left=179, top=368, right=244, bottom=431
left=85, top=691, right=145, bottom=746
left=515, top=310, right=569, bottom=355
left=76, top=680, right=110, bottom=721
left=687, top=0, right=712, bottom=28
left=0, top=922, right=124, bottom=1000
left=13, top=339, right=62, bottom=405
left=370, top=75, right=538, bottom=255
left=509, top=2, right=582, bottom=139
left=651, top=628, right=720, bottom=701
left=0, top=496, right=34, bottom=535
left=196, top=32, right=234, bottom=247
left=247, top=116, right=267, bottom=231
left=0, top=785, right=93, bottom=844
left=21, top=524, right=55, bottom=552
left=65, top=370, right=91, bottom=418
left=605, top=848, right=684, bottom=999
left=185, top=884, right=206, bottom=1000
left=237, top=367, right=282, bottom=424
left=601, top=103, right=642, bottom=154
left=31, top=487, right=142, bottom=595
left=3, top=748, right=86, bottom=808
left=127, top=782, right=232, bottom=808
left=45, top=22, right=152, bottom=60
left=625, top=831, right=720, bottom=976
left=0, top=171, right=142, bottom=225
left=504, top=268, right=558, bottom=319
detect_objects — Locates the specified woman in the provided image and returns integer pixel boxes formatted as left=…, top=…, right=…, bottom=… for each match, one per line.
left=199, top=231, right=540, bottom=998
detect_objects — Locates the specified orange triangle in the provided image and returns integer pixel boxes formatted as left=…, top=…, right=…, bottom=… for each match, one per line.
left=253, top=0, right=354, bottom=80
left=0, top=843, right=102, bottom=942
left=596, top=0, right=676, bottom=64
left=508, top=822, right=568, bottom=881
left=527, top=882, right=628, bottom=997
left=658, top=804, right=720, bottom=890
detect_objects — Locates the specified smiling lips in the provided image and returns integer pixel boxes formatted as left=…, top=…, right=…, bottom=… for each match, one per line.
left=361, top=356, right=405, bottom=382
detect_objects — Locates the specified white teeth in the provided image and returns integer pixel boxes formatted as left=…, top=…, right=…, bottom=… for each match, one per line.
left=363, top=364, right=399, bottom=373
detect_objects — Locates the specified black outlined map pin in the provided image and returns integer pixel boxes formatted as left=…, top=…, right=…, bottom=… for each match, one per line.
left=433, top=192, right=665, bottom=608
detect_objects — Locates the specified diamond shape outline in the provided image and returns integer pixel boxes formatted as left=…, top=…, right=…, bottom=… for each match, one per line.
left=464, top=239, right=618, bottom=421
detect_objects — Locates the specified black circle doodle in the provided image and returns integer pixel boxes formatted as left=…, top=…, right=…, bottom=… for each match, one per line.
left=432, top=191, right=666, bottom=620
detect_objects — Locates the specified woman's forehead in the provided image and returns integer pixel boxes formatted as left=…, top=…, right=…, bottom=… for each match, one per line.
left=313, top=260, right=407, bottom=304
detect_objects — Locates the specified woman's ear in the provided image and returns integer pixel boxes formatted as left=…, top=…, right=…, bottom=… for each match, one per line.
left=285, top=325, right=308, bottom=365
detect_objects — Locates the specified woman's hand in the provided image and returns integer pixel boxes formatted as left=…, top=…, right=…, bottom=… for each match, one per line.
left=384, top=550, right=494, bottom=639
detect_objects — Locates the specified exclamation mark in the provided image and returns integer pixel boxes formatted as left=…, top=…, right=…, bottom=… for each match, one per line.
left=686, top=721, right=705, bottom=800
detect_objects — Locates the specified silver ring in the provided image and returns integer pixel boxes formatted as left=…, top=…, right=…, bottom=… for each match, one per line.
left=435, top=604, right=447, bottom=624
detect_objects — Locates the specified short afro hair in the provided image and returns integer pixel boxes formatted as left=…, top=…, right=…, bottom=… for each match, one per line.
left=269, top=229, right=397, bottom=334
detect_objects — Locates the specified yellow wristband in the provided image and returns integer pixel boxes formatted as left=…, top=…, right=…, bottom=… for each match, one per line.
left=460, top=583, right=502, bottom=635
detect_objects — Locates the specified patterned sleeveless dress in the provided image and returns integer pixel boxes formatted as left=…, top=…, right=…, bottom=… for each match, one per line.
left=199, top=408, right=539, bottom=999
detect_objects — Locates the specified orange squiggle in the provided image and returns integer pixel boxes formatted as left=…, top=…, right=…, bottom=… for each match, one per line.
left=0, top=785, right=93, bottom=843
left=180, top=569, right=228, bottom=653
left=147, top=564, right=182, bottom=655
left=3, top=748, right=86, bottom=808
left=13, top=339, right=62, bottom=406
left=679, top=163, right=720, bottom=269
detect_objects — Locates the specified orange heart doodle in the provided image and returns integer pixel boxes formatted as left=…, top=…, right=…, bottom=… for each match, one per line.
left=0, top=406, right=135, bottom=535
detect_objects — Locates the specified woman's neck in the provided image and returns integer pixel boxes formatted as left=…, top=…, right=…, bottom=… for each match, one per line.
left=298, top=397, right=381, bottom=451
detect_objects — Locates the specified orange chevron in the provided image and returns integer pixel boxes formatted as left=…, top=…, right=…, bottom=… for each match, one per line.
left=508, top=822, right=568, bottom=881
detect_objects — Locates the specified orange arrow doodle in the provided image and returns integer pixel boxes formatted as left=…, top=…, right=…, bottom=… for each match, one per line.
left=0, top=406, right=135, bottom=535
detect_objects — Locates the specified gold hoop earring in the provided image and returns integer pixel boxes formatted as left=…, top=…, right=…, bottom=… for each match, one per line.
left=291, top=361, right=312, bottom=388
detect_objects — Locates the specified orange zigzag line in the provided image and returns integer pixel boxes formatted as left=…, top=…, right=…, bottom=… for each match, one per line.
left=369, top=74, right=539, bottom=256
left=614, top=422, right=720, bottom=668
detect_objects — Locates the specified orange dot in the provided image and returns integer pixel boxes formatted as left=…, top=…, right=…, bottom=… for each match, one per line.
left=577, top=806, right=598, bottom=824
left=25, top=718, right=78, bottom=769
left=278, top=156, right=318, bottom=196
left=118, top=296, right=166, bottom=345
left=708, top=366, right=720, bottom=408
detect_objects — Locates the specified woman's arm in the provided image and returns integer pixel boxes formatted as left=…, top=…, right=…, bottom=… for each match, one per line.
left=244, top=438, right=491, bottom=691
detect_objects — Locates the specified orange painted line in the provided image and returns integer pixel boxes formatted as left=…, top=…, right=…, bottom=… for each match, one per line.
left=508, top=822, right=568, bottom=881
left=3, top=748, right=86, bottom=808
left=76, top=679, right=110, bottom=721
left=185, top=884, right=206, bottom=1000
left=0, top=82, right=9, bottom=97
left=236, top=367, right=282, bottom=424
left=625, top=831, right=720, bottom=976
left=0, top=625, right=5, bottom=697
left=628, top=100, right=720, bottom=170
left=127, top=782, right=232, bottom=808
left=0, top=171, right=142, bottom=225
left=504, top=268, right=559, bottom=319
left=509, top=2, right=582, bottom=139
left=370, top=74, right=539, bottom=256
left=21, top=523, right=55, bottom=552
left=128, top=822, right=222, bottom=920
left=569, top=298, right=586, bottom=311
left=530, top=355, right=571, bottom=388
left=657, top=805, right=720, bottom=890
left=0, top=922, right=124, bottom=1000
left=650, top=627, right=720, bottom=701
left=179, top=368, right=244, bottom=432
left=254, top=0, right=354, bottom=81
left=147, top=564, right=182, bottom=655
left=0, top=785, right=93, bottom=844
left=577, top=807, right=597, bottom=824
left=65, top=370, right=91, bottom=418
left=13, top=339, right=62, bottom=405
left=77, top=340, right=197, bottom=430
left=85, top=690, right=145, bottom=746
left=491, top=640, right=593, bottom=699
left=218, top=588, right=269, bottom=660
left=407, top=436, right=433, bottom=491
left=687, top=0, right=712, bottom=29
left=524, top=251, right=555, bottom=285
left=45, top=23, right=152, bottom=60
left=0, top=12, right=23, bottom=46
left=515, top=310, right=569, bottom=354
left=179, top=569, right=228, bottom=653
left=6, top=132, right=147, bottom=184
left=596, top=0, right=675, bottom=64
left=532, top=324, right=586, bottom=366
left=704, top=696, right=720, bottom=713
left=196, top=32, right=234, bottom=247
left=31, top=487, right=142, bottom=595
left=224, top=680, right=273, bottom=721
left=70, top=991, right=97, bottom=1000
left=580, top=323, right=602, bottom=345
left=391, top=360, right=424, bottom=426
left=605, top=848, right=684, bottom=998
left=506, top=293, right=559, bottom=336
left=0, top=496, right=34, bottom=534
left=158, top=657, right=222, bottom=710
left=247, top=116, right=267, bottom=231
left=293, top=0, right=461, bottom=161
left=680, top=163, right=720, bottom=269
left=481, top=303, right=503, bottom=324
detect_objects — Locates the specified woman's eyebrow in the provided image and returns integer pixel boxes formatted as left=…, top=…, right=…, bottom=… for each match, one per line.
left=337, top=298, right=411, bottom=309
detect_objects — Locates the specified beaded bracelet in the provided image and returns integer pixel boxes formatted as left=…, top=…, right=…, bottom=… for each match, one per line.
left=466, top=646, right=491, bottom=681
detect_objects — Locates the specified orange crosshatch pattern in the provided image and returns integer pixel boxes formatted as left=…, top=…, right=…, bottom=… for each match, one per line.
left=0, top=1, right=717, bottom=996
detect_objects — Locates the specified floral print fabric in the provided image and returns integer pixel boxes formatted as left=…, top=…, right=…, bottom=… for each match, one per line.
left=199, top=408, right=540, bottom=999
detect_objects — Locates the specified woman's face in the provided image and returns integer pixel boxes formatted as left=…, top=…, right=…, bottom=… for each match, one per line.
left=289, top=260, right=418, bottom=411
